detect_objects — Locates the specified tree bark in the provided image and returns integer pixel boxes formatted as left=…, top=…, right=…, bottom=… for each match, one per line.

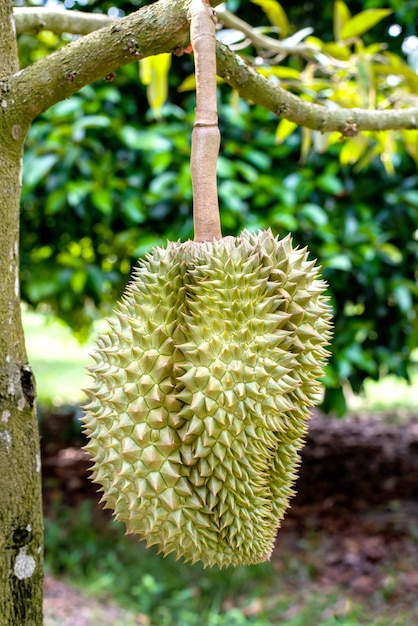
left=12, top=3, right=418, bottom=133
left=0, top=1, right=43, bottom=624
left=215, top=42, right=418, bottom=135
left=11, top=0, right=221, bottom=124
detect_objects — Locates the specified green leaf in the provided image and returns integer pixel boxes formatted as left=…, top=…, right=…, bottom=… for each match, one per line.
left=70, top=270, right=88, bottom=294
left=243, top=149, right=271, bottom=171
left=45, top=188, right=67, bottom=215
left=317, top=173, right=344, bottom=195
left=393, top=284, right=413, bottom=313
left=333, top=0, right=351, bottom=41
left=91, top=189, right=112, bottom=215
left=216, top=156, right=235, bottom=179
left=341, top=9, right=392, bottom=40
left=379, top=243, right=402, bottom=265
left=251, top=0, right=289, bottom=37
left=321, top=386, right=347, bottom=417
left=119, top=127, right=172, bottom=152
left=234, top=161, right=259, bottom=183
left=324, top=254, right=352, bottom=271
left=24, top=153, right=59, bottom=189
left=300, top=203, right=329, bottom=227
left=72, top=115, right=111, bottom=132
left=401, top=190, right=418, bottom=206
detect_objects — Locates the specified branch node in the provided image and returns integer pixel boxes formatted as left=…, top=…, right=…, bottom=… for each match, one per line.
left=173, top=46, right=188, bottom=56
left=126, top=37, right=143, bottom=57
left=342, top=117, right=358, bottom=137
left=65, top=71, right=78, bottom=82
left=276, top=103, right=290, bottom=117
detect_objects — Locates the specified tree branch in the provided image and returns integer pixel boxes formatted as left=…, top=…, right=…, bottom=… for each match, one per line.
left=11, top=0, right=224, bottom=125
left=1, top=1, right=19, bottom=78
left=14, top=7, right=114, bottom=36
left=11, top=1, right=418, bottom=134
left=216, top=42, right=418, bottom=134
left=11, top=0, right=190, bottom=123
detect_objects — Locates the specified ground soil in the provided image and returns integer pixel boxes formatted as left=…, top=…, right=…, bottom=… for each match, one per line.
left=40, top=407, right=418, bottom=625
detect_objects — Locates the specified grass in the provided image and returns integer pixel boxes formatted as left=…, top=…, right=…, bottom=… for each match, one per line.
left=357, top=375, right=418, bottom=412
left=23, top=307, right=92, bottom=406
left=44, top=500, right=408, bottom=626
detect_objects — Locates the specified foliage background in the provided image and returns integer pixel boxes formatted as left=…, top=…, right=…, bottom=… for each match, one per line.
left=18, top=0, right=418, bottom=413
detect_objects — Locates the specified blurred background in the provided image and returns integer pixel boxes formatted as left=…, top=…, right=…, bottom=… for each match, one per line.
left=15, top=0, right=418, bottom=623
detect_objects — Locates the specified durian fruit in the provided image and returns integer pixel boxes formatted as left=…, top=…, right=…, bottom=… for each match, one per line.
left=83, top=228, right=332, bottom=568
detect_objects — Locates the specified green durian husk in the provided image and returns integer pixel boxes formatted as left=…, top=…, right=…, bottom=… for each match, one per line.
left=83, top=229, right=332, bottom=568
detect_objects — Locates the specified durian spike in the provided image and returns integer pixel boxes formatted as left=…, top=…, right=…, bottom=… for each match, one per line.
left=188, top=0, right=222, bottom=242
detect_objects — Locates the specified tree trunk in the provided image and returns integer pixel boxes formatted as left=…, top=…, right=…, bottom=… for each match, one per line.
left=0, top=2, right=44, bottom=624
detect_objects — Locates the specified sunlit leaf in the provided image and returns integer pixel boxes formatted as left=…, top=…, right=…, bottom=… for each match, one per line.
left=306, top=35, right=324, bottom=48
left=275, top=118, right=298, bottom=143
left=301, top=79, right=334, bottom=93
left=178, top=74, right=196, bottom=92
left=341, top=9, right=392, bottom=40
left=264, top=66, right=301, bottom=79
left=333, top=0, right=351, bottom=41
left=139, top=57, right=152, bottom=86
left=321, top=42, right=351, bottom=61
left=300, top=126, right=311, bottom=163
left=251, top=0, right=289, bottom=37
left=353, top=142, right=380, bottom=172
left=139, top=53, right=172, bottom=116
left=178, top=74, right=224, bottom=92
left=339, top=135, right=368, bottom=166
left=365, top=43, right=385, bottom=55
left=401, top=129, right=418, bottom=164
left=379, top=243, right=402, bottom=265
left=378, top=131, right=395, bottom=176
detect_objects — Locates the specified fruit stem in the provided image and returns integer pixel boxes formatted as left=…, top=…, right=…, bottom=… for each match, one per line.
left=189, top=0, right=222, bottom=242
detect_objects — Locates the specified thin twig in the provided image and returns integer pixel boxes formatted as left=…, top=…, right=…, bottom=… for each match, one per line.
left=216, top=6, right=318, bottom=59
